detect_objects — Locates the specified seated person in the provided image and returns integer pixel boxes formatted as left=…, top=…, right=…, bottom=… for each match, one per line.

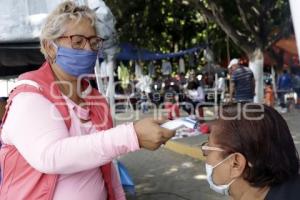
left=201, top=103, right=300, bottom=200
left=164, top=85, right=180, bottom=120
left=183, top=81, right=205, bottom=119
left=140, top=91, right=149, bottom=113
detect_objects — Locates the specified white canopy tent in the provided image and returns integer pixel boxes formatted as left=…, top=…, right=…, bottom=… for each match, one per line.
left=0, top=0, right=118, bottom=123
left=0, top=0, right=62, bottom=42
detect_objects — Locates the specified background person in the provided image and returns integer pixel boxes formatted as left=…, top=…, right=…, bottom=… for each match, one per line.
left=140, top=91, right=149, bottom=113
left=277, top=69, right=293, bottom=112
left=228, top=59, right=255, bottom=102
left=291, top=73, right=300, bottom=108
left=264, top=79, right=275, bottom=107
left=183, top=80, right=205, bottom=119
left=164, top=82, right=180, bottom=120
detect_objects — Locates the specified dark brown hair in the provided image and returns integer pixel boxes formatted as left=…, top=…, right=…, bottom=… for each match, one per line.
left=187, top=81, right=198, bottom=90
left=213, top=103, right=299, bottom=187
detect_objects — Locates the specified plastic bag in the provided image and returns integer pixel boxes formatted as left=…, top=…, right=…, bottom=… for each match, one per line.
left=114, top=160, right=135, bottom=195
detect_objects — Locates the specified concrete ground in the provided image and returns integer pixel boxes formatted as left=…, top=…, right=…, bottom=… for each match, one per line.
left=115, top=107, right=300, bottom=200
left=282, top=109, right=300, bottom=152
left=120, top=149, right=223, bottom=200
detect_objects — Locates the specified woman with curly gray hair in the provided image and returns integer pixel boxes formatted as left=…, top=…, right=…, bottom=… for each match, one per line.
left=0, top=1, right=175, bottom=200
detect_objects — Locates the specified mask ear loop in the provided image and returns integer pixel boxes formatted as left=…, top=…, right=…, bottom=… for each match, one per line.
left=212, top=153, right=235, bottom=169
left=47, top=42, right=58, bottom=64
left=46, top=55, right=55, bottom=64
left=212, top=153, right=237, bottom=186
left=222, top=153, right=243, bottom=195
left=226, top=179, right=237, bottom=196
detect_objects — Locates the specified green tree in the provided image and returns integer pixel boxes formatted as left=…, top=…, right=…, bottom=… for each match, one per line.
left=190, top=0, right=292, bottom=102
left=104, top=0, right=269, bottom=66
left=104, top=1, right=293, bottom=102
left=105, top=0, right=210, bottom=52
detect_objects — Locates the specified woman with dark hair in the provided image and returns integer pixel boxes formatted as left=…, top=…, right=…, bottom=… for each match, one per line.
left=201, top=103, right=300, bottom=200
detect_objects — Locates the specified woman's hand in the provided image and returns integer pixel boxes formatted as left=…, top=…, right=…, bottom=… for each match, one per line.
left=134, top=118, right=175, bottom=150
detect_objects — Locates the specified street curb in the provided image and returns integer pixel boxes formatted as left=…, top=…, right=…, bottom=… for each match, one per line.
left=164, top=140, right=205, bottom=161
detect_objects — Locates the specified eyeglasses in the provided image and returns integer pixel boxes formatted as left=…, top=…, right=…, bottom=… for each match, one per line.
left=200, top=141, right=224, bottom=156
left=58, top=35, right=104, bottom=51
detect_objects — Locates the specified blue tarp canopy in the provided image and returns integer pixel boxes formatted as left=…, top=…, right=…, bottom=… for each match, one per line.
left=0, top=42, right=206, bottom=76
left=114, top=43, right=206, bottom=61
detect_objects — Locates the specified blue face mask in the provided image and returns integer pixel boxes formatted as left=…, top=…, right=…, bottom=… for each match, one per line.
left=53, top=44, right=98, bottom=77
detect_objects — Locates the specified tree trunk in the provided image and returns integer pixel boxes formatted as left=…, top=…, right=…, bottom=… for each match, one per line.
left=248, top=49, right=264, bottom=103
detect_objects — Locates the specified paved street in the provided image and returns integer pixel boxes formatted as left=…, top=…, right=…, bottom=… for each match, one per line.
left=116, top=107, right=300, bottom=200
left=282, top=109, right=300, bottom=153
left=121, top=149, right=223, bottom=200
left=116, top=109, right=222, bottom=200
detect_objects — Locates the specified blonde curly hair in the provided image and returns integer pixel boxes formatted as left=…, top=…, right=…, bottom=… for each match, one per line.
left=40, top=1, right=97, bottom=58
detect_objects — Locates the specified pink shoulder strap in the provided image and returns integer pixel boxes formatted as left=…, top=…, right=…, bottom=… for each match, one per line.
left=0, top=79, right=71, bottom=130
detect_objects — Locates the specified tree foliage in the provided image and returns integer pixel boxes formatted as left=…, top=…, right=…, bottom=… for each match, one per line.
left=105, top=0, right=292, bottom=66
left=105, top=0, right=214, bottom=52
left=191, top=0, right=293, bottom=57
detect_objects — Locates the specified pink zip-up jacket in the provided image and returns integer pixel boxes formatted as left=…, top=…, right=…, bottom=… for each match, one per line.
left=0, top=62, right=140, bottom=200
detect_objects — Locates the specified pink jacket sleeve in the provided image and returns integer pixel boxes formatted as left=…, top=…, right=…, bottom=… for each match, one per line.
left=1, top=92, right=140, bottom=175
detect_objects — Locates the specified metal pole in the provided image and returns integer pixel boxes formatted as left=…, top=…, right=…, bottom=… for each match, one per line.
left=107, top=59, right=116, bottom=125
left=271, top=65, right=277, bottom=100
left=95, top=59, right=105, bottom=95
left=214, top=73, right=218, bottom=107
left=96, top=58, right=115, bottom=126
left=226, top=35, right=230, bottom=64
left=6, top=80, right=9, bottom=96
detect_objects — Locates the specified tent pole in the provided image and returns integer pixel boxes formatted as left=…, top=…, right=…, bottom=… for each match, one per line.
left=226, top=35, right=230, bottom=64
left=271, top=65, right=277, bottom=100
left=95, top=60, right=116, bottom=126
left=6, top=80, right=9, bottom=96
left=95, top=58, right=115, bottom=126
left=95, top=59, right=105, bottom=95
left=214, top=73, right=218, bottom=107
left=107, top=59, right=116, bottom=126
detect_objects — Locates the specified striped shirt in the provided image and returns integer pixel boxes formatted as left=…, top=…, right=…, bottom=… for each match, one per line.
left=232, top=66, right=255, bottom=101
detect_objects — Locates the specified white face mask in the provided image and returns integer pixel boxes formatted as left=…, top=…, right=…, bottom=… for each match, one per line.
left=205, top=154, right=236, bottom=196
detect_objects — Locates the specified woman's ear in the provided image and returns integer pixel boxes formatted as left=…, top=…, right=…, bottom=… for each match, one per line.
left=44, top=40, right=57, bottom=62
left=230, top=153, right=247, bottom=179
